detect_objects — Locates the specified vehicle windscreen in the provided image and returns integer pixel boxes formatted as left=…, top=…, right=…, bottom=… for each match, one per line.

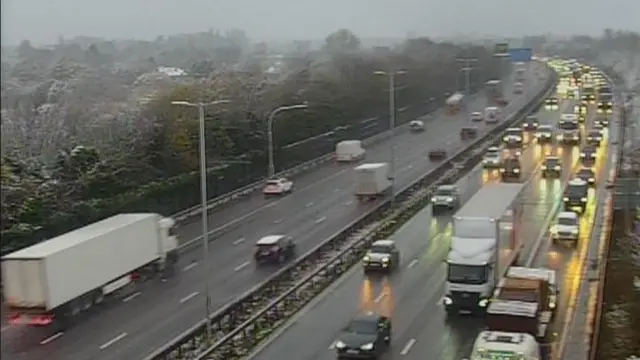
left=344, top=319, right=378, bottom=334
left=505, top=129, right=522, bottom=136
left=559, top=121, right=578, bottom=130
left=485, top=150, right=500, bottom=157
left=558, top=217, right=577, bottom=226
left=369, top=245, right=390, bottom=254
left=588, top=131, right=601, bottom=137
left=538, top=126, right=552, bottom=133
left=447, top=264, right=488, bottom=284
left=435, top=188, right=454, bottom=196
left=505, top=159, right=520, bottom=168
left=545, top=158, right=559, bottom=166
left=266, top=180, right=279, bottom=186
left=578, top=169, right=594, bottom=178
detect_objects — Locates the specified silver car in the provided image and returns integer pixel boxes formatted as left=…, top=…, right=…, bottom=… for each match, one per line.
left=363, top=240, right=400, bottom=272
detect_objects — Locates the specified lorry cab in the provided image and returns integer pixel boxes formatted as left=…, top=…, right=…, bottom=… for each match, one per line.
left=563, top=178, right=589, bottom=214
left=409, top=120, right=424, bottom=132
left=484, top=106, right=500, bottom=123
left=467, top=330, right=541, bottom=360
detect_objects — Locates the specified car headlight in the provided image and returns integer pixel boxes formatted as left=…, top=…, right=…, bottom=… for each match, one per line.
left=591, top=154, right=596, bottom=158
left=581, top=197, right=587, bottom=202
left=361, top=343, right=374, bottom=350
left=499, top=168, right=505, bottom=173
left=363, top=256, right=371, bottom=262
left=563, top=196, right=569, bottom=201
left=557, top=134, right=564, bottom=140
left=580, top=152, right=585, bottom=157
left=589, top=177, right=595, bottom=182
left=382, top=257, right=390, bottom=262
left=554, top=165, right=561, bottom=170
left=335, top=341, right=346, bottom=349
left=549, top=301, right=556, bottom=309
left=573, top=135, right=579, bottom=140
left=443, top=296, right=453, bottom=305
left=513, top=168, right=520, bottom=173
left=542, top=166, right=547, bottom=170
left=571, top=229, right=578, bottom=234
left=503, top=136, right=508, bottom=141
left=431, top=197, right=437, bottom=202
left=478, top=299, right=489, bottom=307
left=446, top=197, right=453, bottom=202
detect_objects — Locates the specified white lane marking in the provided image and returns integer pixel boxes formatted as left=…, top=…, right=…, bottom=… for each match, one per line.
left=122, top=291, right=141, bottom=302
left=234, top=261, right=251, bottom=272
left=99, top=332, right=127, bottom=350
left=407, top=259, right=418, bottom=268
left=329, top=340, right=337, bottom=349
left=344, top=200, right=353, bottom=206
left=374, top=292, right=387, bottom=303
left=265, top=201, right=279, bottom=208
left=273, top=218, right=283, bottom=224
left=233, top=237, right=245, bottom=245
left=400, top=338, right=416, bottom=355
left=1, top=325, right=10, bottom=332
left=182, top=262, right=198, bottom=271
left=314, top=216, right=327, bottom=224
left=180, top=291, right=199, bottom=304
left=305, top=202, right=314, bottom=207
left=333, top=188, right=341, bottom=193
left=40, top=332, right=63, bottom=345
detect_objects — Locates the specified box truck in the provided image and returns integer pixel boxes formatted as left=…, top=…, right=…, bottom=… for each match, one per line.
left=2, top=213, right=178, bottom=330
left=353, top=163, right=392, bottom=201
left=335, top=140, right=365, bottom=162
left=443, top=183, right=524, bottom=315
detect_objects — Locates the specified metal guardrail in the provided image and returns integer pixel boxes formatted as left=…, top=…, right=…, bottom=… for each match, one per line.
left=170, top=94, right=483, bottom=225
left=143, top=64, right=558, bottom=360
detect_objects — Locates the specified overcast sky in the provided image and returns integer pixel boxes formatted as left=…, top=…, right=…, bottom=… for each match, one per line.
left=2, top=0, right=639, bottom=45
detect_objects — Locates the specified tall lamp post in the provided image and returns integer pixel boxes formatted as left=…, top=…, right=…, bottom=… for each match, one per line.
left=170, top=99, right=229, bottom=343
left=267, top=104, right=309, bottom=178
left=456, top=58, right=478, bottom=121
left=374, top=69, right=406, bottom=205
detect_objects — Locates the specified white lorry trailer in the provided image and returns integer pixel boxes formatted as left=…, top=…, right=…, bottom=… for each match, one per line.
left=2, top=213, right=178, bottom=330
left=354, top=163, right=392, bottom=201
left=443, top=183, right=524, bottom=315
left=335, top=140, right=365, bottom=162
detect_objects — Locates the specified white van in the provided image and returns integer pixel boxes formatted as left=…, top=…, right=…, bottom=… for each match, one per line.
left=485, top=106, right=500, bottom=123
left=335, top=140, right=365, bottom=162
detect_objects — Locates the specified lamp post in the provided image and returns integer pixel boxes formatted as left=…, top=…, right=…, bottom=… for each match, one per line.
left=170, top=99, right=229, bottom=344
left=374, top=69, right=406, bottom=205
left=267, top=104, right=309, bottom=178
left=456, top=58, right=478, bottom=118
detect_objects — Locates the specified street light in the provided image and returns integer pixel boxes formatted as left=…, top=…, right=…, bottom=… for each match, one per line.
left=374, top=69, right=406, bottom=205
left=267, top=104, right=309, bottom=178
left=170, top=99, right=229, bottom=344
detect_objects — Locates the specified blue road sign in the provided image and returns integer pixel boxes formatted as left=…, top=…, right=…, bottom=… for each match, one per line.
left=508, top=48, right=532, bottom=62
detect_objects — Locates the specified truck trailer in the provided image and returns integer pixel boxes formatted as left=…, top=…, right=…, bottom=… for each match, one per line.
left=353, top=163, right=392, bottom=201
left=2, top=213, right=178, bottom=330
left=443, top=183, right=524, bottom=315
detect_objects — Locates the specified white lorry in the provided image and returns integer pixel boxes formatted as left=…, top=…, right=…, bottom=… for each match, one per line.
left=484, top=106, right=500, bottom=124
left=446, top=92, right=465, bottom=115
left=443, top=183, right=524, bottom=315
left=2, top=213, right=178, bottom=330
left=353, top=163, right=392, bottom=201
left=515, top=62, right=527, bottom=81
left=335, top=140, right=365, bottom=162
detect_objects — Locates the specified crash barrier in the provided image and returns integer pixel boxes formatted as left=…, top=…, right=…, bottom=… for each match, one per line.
left=171, top=91, right=484, bottom=228
left=143, top=65, right=558, bottom=360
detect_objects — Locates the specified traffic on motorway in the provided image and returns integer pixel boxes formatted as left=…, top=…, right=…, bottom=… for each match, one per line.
left=244, top=61, right=617, bottom=360
left=0, top=61, right=546, bottom=360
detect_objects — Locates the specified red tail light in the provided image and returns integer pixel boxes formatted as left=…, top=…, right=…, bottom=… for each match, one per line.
left=8, top=313, right=54, bottom=326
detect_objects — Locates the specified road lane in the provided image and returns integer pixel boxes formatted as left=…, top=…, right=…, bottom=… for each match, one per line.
left=247, top=98, right=569, bottom=360
left=0, top=65, right=549, bottom=360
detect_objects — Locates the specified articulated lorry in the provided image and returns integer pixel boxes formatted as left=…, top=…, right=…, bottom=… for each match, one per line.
left=2, top=213, right=178, bottom=330
left=485, top=80, right=507, bottom=106
left=443, top=183, right=524, bottom=315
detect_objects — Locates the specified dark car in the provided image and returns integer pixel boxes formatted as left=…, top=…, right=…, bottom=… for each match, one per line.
left=334, top=313, right=391, bottom=359
left=254, top=235, right=295, bottom=264
left=362, top=240, right=400, bottom=273
left=576, top=167, right=596, bottom=186
left=500, top=157, right=522, bottom=181
left=545, top=97, right=559, bottom=107
left=580, top=145, right=598, bottom=166
left=594, top=116, right=610, bottom=127
left=542, top=157, right=562, bottom=178
left=431, top=185, right=461, bottom=212
left=535, top=125, right=554, bottom=143
left=522, top=115, right=539, bottom=131
left=563, top=179, right=589, bottom=214
left=586, top=130, right=603, bottom=146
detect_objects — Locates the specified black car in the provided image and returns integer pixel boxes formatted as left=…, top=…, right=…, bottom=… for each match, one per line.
left=535, top=125, right=554, bottom=143
left=576, top=167, right=596, bottom=186
left=587, top=130, right=603, bottom=146
left=580, top=145, right=598, bottom=166
left=335, top=313, right=391, bottom=359
left=254, top=235, right=295, bottom=264
left=545, top=97, right=559, bottom=107
left=362, top=240, right=400, bottom=273
left=563, top=179, right=589, bottom=214
left=500, top=157, right=522, bottom=181
left=431, top=185, right=461, bottom=212
left=542, top=157, right=562, bottom=178
left=594, top=116, right=610, bottom=127
left=522, top=115, right=539, bottom=131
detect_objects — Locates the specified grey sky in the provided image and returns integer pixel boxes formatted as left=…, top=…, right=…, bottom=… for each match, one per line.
left=2, top=0, right=639, bottom=45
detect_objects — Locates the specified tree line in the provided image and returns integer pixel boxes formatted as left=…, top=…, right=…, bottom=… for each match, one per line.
left=1, top=29, right=503, bottom=254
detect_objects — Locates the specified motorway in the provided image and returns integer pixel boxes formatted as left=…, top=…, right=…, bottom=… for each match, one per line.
left=247, top=96, right=616, bottom=360
left=0, top=64, right=548, bottom=360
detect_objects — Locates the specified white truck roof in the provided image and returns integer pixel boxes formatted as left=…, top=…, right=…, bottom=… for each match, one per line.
left=256, top=235, right=286, bottom=245
left=487, top=300, right=539, bottom=318
left=471, top=331, right=540, bottom=358
left=558, top=211, right=579, bottom=220
left=446, top=92, right=464, bottom=104
left=507, top=267, right=557, bottom=287
left=354, top=163, right=387, bottom=170
left=337, top=140, right=362, bottom=146
left=3, top=213, right=159, bottom=259
left=454, top=183, right=524, bottom=220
